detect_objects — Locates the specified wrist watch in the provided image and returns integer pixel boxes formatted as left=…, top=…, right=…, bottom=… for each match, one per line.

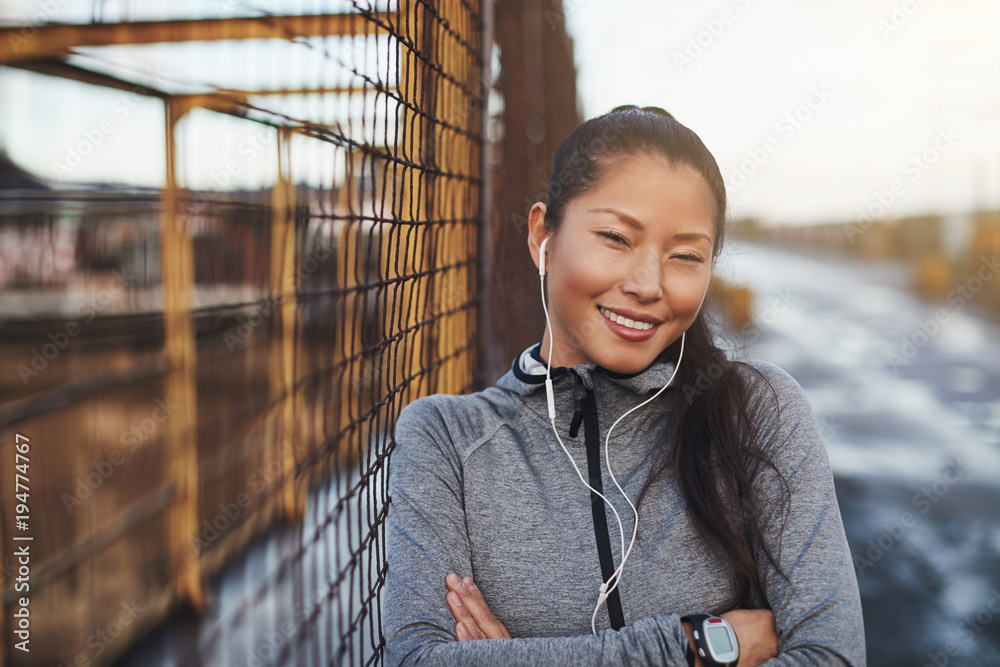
left=681, top=614, right=740, bottom=667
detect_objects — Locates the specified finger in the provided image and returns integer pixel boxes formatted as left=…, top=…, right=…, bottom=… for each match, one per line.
left=447, top=591, right=485, bottom=640
left=445, top=575, right=496, bottom=638
left=445, top=573, right=465, bottom=593
left=445, top=574, right=511, bottom=639
left=453, top=576, right=511, bottom=639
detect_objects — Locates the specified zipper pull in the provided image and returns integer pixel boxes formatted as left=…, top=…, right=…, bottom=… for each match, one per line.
left=569, top=374, right=586, bottom=438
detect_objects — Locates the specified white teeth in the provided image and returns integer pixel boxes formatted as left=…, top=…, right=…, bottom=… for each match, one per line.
left=599, top=307, right=655, bottom=331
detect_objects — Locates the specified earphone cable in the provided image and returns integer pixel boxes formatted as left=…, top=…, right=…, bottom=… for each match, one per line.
left=602, top=331, right=685, bottom=599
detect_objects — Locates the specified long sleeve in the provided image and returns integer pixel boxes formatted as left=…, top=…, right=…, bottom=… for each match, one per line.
left=384, top=397, right=693, bottom=667
left=743, top=362, right=866, bottom=666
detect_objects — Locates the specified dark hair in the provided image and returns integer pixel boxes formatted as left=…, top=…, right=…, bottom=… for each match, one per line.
left=543, top=105, right=788, bottom=608
left=544, top=105, right=727, bottom=255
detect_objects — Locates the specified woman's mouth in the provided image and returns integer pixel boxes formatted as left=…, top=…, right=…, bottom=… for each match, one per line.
left=598, top=306, right=661, bottom=342
left=598, top=306, right=657, bottom=331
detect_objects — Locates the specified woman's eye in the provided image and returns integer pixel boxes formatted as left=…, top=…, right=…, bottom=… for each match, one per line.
left=597, top=230, right=629, bottom=245
left=673, top=253, right=705, bottom=263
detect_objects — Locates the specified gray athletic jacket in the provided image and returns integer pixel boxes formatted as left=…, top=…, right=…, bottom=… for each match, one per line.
left=384, top=343, right=865, bottom=666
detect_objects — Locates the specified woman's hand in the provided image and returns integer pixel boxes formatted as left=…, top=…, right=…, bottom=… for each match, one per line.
left=445, top=573, right=511, bottom=641
left=722, top=609, right=778, bottom=667
left=683, top=609, right=778, bottom=667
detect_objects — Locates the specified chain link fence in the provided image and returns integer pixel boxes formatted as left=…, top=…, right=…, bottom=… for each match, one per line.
left=0, top=1, right=492, bottom=664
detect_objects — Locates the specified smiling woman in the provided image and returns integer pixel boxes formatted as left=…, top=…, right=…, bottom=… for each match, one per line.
left=527, top=157, right=715, bottom=373
left=385, top=106, right=866, bottom=666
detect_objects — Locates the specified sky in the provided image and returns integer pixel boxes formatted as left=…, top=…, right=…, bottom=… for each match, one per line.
left=564, top=0, right=1000, bottom=225
left=2, top=0, right=1000, bottom=226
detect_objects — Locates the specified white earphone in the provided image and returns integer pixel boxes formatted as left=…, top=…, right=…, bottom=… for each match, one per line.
left=536, top=233, right=686, bottom=633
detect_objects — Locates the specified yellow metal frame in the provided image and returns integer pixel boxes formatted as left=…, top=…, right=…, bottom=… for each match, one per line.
left=0, top=13, right=392, bottom=64
left=0, top=3, right=487, bottom=664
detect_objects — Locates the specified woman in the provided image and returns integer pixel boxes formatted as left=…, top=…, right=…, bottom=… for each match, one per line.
left=384, top=106, right=865, bottom=666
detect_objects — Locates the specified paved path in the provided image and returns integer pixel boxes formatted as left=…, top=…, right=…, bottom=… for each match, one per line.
left=720, top=241, right=1000, bottom=667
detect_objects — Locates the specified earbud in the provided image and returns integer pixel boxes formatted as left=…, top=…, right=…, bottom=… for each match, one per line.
left=539, top=237, right=548, bottom=276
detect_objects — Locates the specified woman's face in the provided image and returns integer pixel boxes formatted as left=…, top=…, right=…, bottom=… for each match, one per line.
left=528, top=156, right=716, bottom=374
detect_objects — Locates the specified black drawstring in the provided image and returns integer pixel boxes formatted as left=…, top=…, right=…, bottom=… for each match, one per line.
left=556, top=368, right=626, bottom=629
left=569, top=373, right=586, bottom=438
left=582, top=384, right=626, bottom=630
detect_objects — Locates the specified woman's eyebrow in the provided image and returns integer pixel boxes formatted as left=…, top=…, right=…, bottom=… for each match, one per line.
left=673, top=232, right=713, bottom=245
left=588, top=207, right=643, bottom=230
left=588, top=207, right=712, bottom=245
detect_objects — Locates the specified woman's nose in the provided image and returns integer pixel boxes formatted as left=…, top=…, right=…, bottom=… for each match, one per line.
left=622, top=250, right=663, bottom=302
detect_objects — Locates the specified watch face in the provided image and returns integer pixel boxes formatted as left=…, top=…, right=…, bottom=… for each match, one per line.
left=704, top=618, right=739, bottom=663
left=706, top=625, right=733, bottom=652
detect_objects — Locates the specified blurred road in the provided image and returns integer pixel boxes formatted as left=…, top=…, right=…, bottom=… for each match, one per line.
left=721, top=242, right=1000, bottom=667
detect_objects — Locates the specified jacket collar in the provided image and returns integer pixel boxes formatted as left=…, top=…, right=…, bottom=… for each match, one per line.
left=501, top=342, right=679, bottom=396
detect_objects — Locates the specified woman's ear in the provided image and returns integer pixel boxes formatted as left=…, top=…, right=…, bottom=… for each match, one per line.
left=527, top=203, right=549, bottom=273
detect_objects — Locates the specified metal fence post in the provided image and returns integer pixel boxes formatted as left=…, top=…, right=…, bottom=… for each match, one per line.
left=160, top=98, right=204, bottom=611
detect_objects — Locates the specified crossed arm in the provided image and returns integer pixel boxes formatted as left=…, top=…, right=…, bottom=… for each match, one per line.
left=443, top=572, right=779, bottom=667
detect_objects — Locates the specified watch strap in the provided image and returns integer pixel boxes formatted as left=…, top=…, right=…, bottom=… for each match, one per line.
left=684, top=640, right=696, bottom=667
left=681, top=615, right=707, bottom=667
